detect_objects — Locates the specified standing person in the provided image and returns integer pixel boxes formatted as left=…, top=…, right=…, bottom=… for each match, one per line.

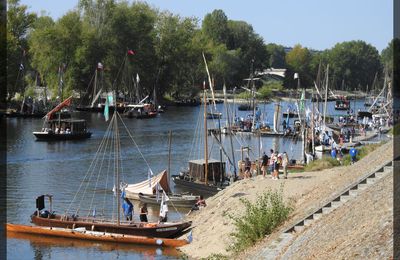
left=159, top=201, right=169, bottom=223
left=244, top=157, right=252, bottom=178
left=261, top=152, right=269, bottom=178
left=269, top=149, right=275, bottom=177
left=336, top=147, right=343, bottom=165
left=122, top=197, right=133, bottom=221
left=350, top=147, right=358, bottom=164
left=282, top=152, right=289, bottom=179
left=139, top=203, right=148, bottom=222
left=274, top=152, right=281, bottom=180
left=330, top=147, right=337, bottom=160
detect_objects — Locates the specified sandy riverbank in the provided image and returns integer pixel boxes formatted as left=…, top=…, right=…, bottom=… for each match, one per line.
left=179, top=140, right=393, bottom=259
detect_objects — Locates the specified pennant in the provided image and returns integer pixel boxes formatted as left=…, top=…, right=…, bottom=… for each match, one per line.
left=148, top=168, right=154, bottom=187
left=127, top=49, right=135, bottom=55
left=136, top=73, right=140, bottom=84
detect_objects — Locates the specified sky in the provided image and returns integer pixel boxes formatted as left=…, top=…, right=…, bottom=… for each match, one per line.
left=19, top=0, right=393, bottom=51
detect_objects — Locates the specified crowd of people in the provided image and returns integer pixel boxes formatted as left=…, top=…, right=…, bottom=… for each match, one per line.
left=243, top=149, right=290, bottom=180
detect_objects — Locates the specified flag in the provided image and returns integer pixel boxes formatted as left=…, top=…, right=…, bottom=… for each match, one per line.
left=97, top=62, right=103, bottom=70
left=92, top=207, right=96, bottom=218
left=156, top=182, right=160, bottom=202
left=104, top=94, right=113, bottom=121
left=187, top=230, right=193, bottom=243
left=136, top=73, right=140, bottom=84
left=163, top=190, right=170, bottom=202
left=128, top=49, right=135, bottom=55
left=299, top=89, right=305, bottom=112
left=19, top=64, right=24, bottom=71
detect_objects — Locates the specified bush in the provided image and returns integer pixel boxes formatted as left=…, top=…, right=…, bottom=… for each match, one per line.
left=304, top=157, right=340, bottom=171
left=228, top=188, right=293, bottom=252
left=257, top=82, right=283, bottom=99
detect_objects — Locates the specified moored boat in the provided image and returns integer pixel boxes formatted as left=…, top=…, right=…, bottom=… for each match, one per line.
left=138, top=193, right=199, bottom=208
left=7, top=223, right=189, bottom=247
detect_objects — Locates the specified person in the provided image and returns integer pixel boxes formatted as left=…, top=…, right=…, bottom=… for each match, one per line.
left=273, top=152, right=280, bottom=180
left=139, top=203, right=148, bottom=222
left=336, top=147, right=343, bottom=165
left=282, top=119, right=287, bottom=130
left=282, top=152, right=289, bottom=179
left=350, top=147, right=358, bottom=164
left=244, top=157, right=252, bottom=178
left=122, top=197, right=133, bottom=221
left=261, top=152, right=269, bottom=178
left=186, top=195, right=207, bottom=216
left=330, top=147, right=337, bottom=160
left=159, top=201, right=168, bottom=223
left=269, top=149, right=275, bottom=176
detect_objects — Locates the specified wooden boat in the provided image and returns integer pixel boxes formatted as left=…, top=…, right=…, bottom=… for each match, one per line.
left=30, top=210, right=191, bottom=239
left=138, top=193, right=199, bottom=208
left=7, top=223, right=189, bottom=247
left=33, top=96, right=92, bottom=141
left=123, top=104, right=158, bottom=119
left=238, top=103, right=256, bottom=111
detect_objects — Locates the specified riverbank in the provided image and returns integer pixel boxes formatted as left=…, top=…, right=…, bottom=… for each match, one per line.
left=179, top=140, right=393, bottom=259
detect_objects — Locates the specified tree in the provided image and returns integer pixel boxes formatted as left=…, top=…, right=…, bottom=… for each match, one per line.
left=202, top=9, right=229, bottom=45
left=328, top=40, right=381, bottom=91
left=285, top=44, right=313, bottom=88
left=265, top=43, right=286, bottom=68
left=7, top=0, right=37, bottom=98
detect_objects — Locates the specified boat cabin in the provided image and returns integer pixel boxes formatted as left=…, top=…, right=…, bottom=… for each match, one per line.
left=188, top=159, right=225, bottom=183
left=43, top=119, right=89, bottom=134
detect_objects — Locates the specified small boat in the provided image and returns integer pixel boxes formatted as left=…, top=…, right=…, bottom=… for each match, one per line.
left=282, top=111, right=298, bottom=118
left=238, top=103, right=256, bottom=111
left=33, top=96, right=92, bottom=141
left=138, top=193, right=199, bottom=208
left=206, top=112, right=222, bottom=119
left=7, top=223, right=189, bottom=247
left=33, top=119, right=92, bottom=141
left=334, top=98, right=350, bottom=110
left=123, top=104, right=158, bottom=119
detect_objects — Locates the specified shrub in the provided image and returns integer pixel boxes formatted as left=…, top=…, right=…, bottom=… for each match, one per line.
left=228, top=188, right=293, bottom=252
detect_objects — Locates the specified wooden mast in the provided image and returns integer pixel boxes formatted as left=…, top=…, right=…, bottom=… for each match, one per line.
left=203, top=82, right=209, bottom=185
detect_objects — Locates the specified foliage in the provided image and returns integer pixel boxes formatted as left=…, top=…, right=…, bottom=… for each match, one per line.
left=203, top=254, right=229, bottom=260
left=265, top=43, right=286, bottom=68
left=304, top=157, right=340, bottom=171
left=257, top=82, right=283, bottom=99
left=228, top=188, right=293, bottom=252
left=285, top=44, right=313, bottom=88
left=327, top=40, right=381, bottom=91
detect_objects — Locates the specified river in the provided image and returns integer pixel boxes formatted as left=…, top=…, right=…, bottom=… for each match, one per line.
left=6, top=99, right=368, bottom=259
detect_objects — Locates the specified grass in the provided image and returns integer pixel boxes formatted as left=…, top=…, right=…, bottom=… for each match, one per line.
left=389, top=124, right=400, bottom=136
left=304, top=142, right=383, bottom=170
left=304, top=157, right=340, bottom=171
left=228, top=187, right=293, bottom=252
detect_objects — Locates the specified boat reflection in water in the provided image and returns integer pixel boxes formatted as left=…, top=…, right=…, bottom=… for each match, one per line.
left=8, top=231, right=180, bottom=258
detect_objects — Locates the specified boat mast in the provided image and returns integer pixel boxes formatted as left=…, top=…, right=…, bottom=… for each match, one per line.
left=224, top=84, right=237, bottom=180
left=203, top=82, right=209, bottom=185
left=323, top=65, right=329, bottom=127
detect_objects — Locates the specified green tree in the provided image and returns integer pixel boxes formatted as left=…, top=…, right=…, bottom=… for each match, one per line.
left=265, top=43, right=286, bottom=68
left=202, top=9, right=229, bottom=45
left=7, top=0, right=37, bottom=98
left=285, top=44, right=313, bottom=88
left=328, top=40, right=381, bottom=91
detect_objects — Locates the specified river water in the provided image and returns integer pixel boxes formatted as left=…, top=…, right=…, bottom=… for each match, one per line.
left=6, top=100, right=367, bottom=259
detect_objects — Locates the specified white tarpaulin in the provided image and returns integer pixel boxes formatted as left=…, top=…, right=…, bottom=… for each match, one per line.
left=125, top=170, right=170, bottom=199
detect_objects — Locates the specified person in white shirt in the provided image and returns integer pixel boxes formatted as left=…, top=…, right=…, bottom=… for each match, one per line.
left=159, top=201, right=168, bottom=223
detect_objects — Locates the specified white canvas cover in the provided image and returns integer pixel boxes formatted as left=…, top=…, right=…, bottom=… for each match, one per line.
left=125, top=170, right=170, bottom=199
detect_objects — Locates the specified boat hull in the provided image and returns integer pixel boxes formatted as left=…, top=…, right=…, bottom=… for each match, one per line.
left=171, top=175, right=223, bottom=196
left=33, top=132, right=92, bottom=141
left=7, top=223, right=189, bottom=247
left=31, top=214, right=191, bottom=239
left=139, top=194, right=199, bottom=208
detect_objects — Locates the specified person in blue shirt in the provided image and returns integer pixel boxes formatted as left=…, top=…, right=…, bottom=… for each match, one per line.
left=122, top=197, right=133, bottom=221
left=350, top=148, right=358, bottom=164
left=330, top=148, right=337, bottom=159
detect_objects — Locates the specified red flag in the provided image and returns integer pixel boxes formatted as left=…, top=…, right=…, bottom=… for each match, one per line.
left=127, top=49, right=135, bottom=55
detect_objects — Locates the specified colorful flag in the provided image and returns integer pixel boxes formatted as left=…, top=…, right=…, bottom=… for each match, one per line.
left=127, top=49, right=135, bottom=55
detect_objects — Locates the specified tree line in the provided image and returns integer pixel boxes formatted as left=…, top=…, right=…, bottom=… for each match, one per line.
left=6, top=0, right=394, bottom=102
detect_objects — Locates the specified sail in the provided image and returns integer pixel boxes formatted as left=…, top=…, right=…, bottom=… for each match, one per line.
left=273, top=103, right=281, bottom=133
left=44, top=96, right=72, bottom=120
left=125, top=170, right=171, bottom=197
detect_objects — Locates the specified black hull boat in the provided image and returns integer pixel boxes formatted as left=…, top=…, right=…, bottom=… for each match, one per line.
left=171, top=175, right=224, bottom=197
left=33, top=131, right=92, bottom=141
